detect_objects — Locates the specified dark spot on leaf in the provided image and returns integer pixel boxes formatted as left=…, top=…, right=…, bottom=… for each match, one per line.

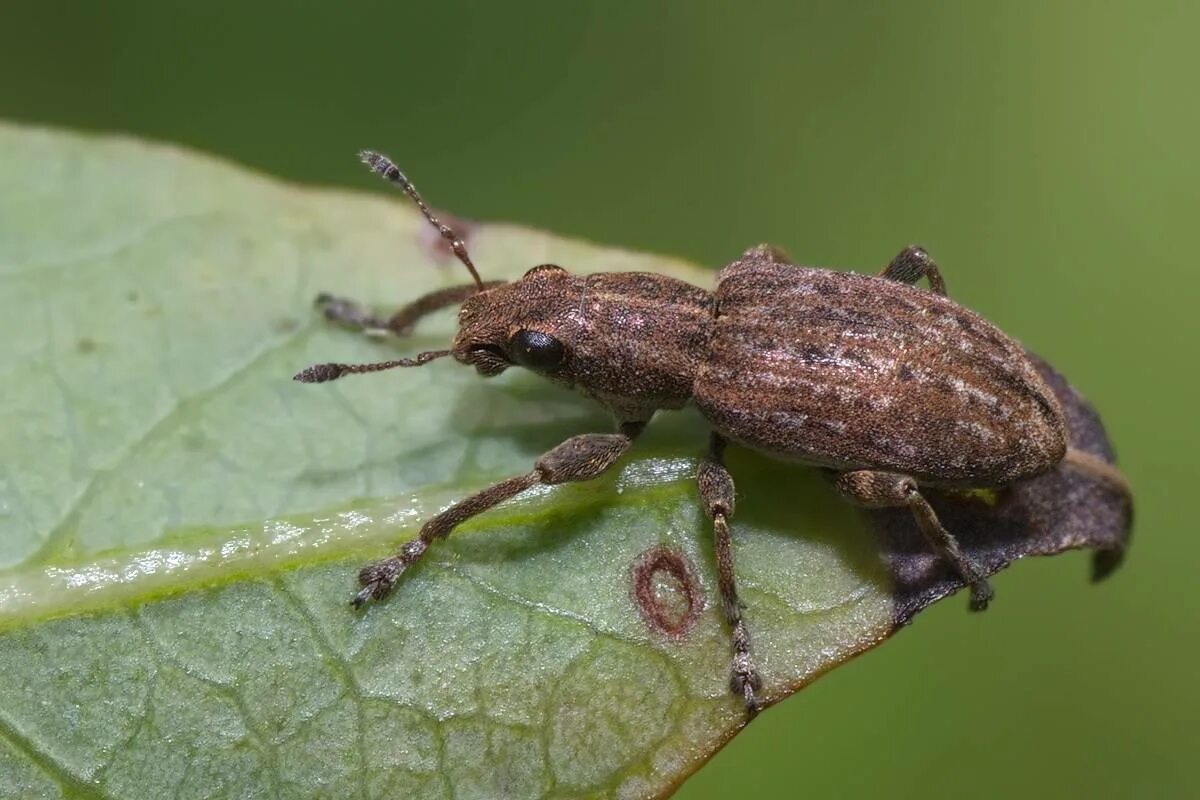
left=125, top=290, right=140, bottom=303
left=75, top=337, right=98, bottom=354
left=631, top=545, right=703, bottom=639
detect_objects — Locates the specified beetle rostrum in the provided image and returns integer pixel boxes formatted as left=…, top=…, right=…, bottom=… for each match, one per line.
left=295, top=150, right=1133, bottom=715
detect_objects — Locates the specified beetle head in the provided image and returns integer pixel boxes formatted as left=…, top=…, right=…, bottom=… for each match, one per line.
left=452, top=263, right=577, bottom=382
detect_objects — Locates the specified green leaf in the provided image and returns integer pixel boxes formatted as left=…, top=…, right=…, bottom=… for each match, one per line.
left=0, top=123, right=1129, bottom=799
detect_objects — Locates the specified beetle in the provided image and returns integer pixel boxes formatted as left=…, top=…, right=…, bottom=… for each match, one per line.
left=296, top=150, right=1132, bottom=713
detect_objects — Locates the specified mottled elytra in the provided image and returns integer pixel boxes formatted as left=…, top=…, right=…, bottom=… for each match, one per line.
left=295, top=150, right=1133, bottom=714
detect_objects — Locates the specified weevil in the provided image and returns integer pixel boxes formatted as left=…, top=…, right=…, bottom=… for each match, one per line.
left=296, top=150, right=1132, bottom=713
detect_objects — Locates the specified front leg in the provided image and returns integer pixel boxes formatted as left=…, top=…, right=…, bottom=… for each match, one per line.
left=317, top=281, right=505, bottom=337
left=835, top=470, right=993, bottom=611
left=354, top=420, right=646, bottom=607
left=698, top=433, right=763, bottom=714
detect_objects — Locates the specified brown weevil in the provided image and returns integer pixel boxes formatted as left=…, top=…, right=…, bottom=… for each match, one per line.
left=296, top=150, right=1133, bottom=713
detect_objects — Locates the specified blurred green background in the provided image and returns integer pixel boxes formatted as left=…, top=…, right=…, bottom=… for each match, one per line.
left=2, top=1, right=1194, bottom=797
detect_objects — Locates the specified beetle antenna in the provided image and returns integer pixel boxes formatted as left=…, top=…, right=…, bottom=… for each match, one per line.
left=359, top=151, right=486, bottom=292
left=293, top=349, right=451, bottom=383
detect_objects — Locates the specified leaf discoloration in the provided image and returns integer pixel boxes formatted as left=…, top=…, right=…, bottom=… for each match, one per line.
left=631, top=545, right=705, bottom=640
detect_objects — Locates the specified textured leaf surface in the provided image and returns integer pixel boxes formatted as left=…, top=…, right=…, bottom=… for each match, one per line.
left=0, top=124, right=1129, bottom=799
left=0, top=125, right=896, bottom=799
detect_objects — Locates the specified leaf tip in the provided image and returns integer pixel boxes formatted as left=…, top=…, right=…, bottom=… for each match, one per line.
left=1091, top=545, right=1127, bottom=582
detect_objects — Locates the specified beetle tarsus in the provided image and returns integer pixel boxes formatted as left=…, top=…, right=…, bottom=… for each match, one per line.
left=353, top=557, right=407, bottom=608
left=734, top=674, right=761, bottom=717
left=315, top=292, right=389, bottom=333
left=968, top=579, right=995, bottom=612
left=350, top=584, right=375, bottom=609
left=731, top=644, right=763, bottom=716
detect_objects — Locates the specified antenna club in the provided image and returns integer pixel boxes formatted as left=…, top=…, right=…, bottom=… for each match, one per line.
left=294, top=363, right=345, bottom=383
left=359, top=150, right=406, bottom=184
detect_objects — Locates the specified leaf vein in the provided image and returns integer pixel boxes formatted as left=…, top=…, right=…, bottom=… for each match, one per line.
left=27, top=317, right=323, bottom=566
left=0, top=711, right=112, bottom=800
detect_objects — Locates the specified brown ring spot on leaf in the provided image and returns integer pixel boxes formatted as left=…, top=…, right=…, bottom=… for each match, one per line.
left=630, top=545, right=704, bottom=639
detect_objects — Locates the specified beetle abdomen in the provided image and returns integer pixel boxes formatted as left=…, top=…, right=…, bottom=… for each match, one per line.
left=694, top=260, right=1067, bottom=487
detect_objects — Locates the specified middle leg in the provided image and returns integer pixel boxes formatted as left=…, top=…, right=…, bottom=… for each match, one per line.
left=698, top=433, right=763, bottom=714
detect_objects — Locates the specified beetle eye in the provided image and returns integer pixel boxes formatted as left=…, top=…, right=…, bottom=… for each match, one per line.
left=509, top=329, right=567, bottom=371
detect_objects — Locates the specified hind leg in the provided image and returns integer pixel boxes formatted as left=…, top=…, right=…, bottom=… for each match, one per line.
left=835, top=470, right=993, bottom=610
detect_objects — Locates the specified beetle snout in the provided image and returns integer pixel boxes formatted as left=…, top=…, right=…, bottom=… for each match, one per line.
left=452, top=338, right=510, bottom=377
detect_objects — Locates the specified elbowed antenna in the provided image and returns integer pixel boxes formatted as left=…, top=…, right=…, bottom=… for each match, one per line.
left=359, top=150, right=485, bottom=292
left=293, top=350, right=451, bottom=383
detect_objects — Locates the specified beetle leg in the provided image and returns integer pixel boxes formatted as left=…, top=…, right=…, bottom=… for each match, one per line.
left=835, top=470, right=994, bottom=611
left=698, top=433, right=763, bottom=714
left=879, top=246, right=947, bottom=296
left=353, top=421, right=646, bottom=607
left=315, top=281, right=505, bottom=337
left=740, top=243, right=792, bottom=264
left=313, top=292, right=389, bottom=333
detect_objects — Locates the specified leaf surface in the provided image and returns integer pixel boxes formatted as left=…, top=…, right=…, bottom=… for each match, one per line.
left=0, top=124, right=1129, bottom=799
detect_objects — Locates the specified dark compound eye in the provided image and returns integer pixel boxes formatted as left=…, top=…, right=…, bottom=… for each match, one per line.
left=509, top=329, right=567, bottom=372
